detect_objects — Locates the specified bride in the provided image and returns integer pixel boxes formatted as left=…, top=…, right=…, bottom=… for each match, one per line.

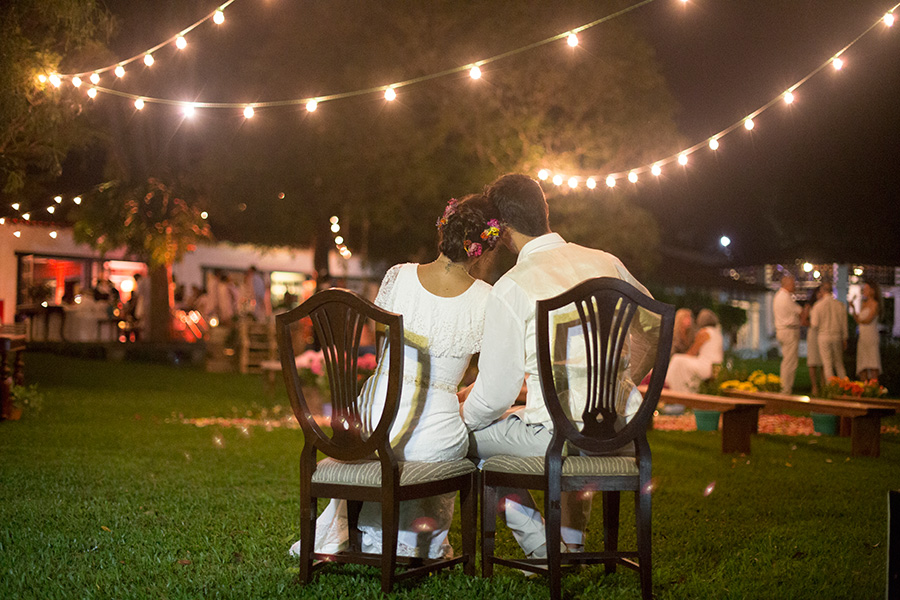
left=290, top=193, right=502, bottom=559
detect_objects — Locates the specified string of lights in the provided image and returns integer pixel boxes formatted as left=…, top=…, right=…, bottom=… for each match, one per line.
left=537, top=6, right=898, bottom=191
left=47, top=0, right=660, bottom=113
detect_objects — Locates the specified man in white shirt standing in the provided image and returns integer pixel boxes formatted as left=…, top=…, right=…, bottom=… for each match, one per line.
left=773, top=273, right=802, bottom=394
left=460, top=173, right=658, bottom=559
left=810, top=281, right=848, bottom=381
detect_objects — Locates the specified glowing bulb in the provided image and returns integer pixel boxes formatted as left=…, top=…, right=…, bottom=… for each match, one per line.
left=803, top=262, right=813, bottom=273
left=243, top=106, right=254, bottom=118
left=334, top=236, right=344, bottom=244
left=537, top=169, right=549, bottom=180
left=87, top=87, right=97, bottom=98
left=885, top=13, right=895, bottom=27
left=54, top=195, right=62, bottom=203
left=213, top=9, right=225, bottom=24
left=331, top=223, right=340, bottom=233
left=13, top=231, right=21, bottom=238
left=0, top=218, right=4, bottom=224
left=832, top=57, right=843, bottom=71
left=709, top=138, right=719, bottom=150
left=72, top=76, right=82, bottom=88
left=783, top=91, right=794, bottom=104
left=306, top=99, right=317, bottom=112
left=12, top=203, right=20, bottom=210
left=114, top=65, right=125, bottom=78
left=49, top=231, right=58, bottom=239
left=183, top=104, right=195, bottom=117
left=49, top=74, right=61, bottom=87
left=567, top=33, right=579, bottom=47
left=606, top=175, right=616, bottom=188
left=586, top=177, right=596, bottom=189
left=651, top=164, right=662, bottom=177
left=200, top=211, right=208, bottom=219
left=47, top=206, right=55, bottom=214
left=22, top=213, right=30, bottom=220
left=144, top=54, right=154, bottom=67
left=90, top=73, right=100, bottom=84
left=853, top=267, right=863, bottom=276
left=552, top=174, right=563, bottom=186
left=744, top=118, right=754, bottom=131
left=384, top=87, right=396, bottom=101
left=134, top=98, right=145, bottom=110
left=678, top=153, right=688, bottom=166
left=567, top=177, right=578, bottom=188
left=330, top=216, right=339, bottom=223
left=176, top=35, right=187, bottom=49
left=73, top=196, right=82, bottom=205
left=38, top=74, right=47, bottom=83
left=720, top=235, right=731, bottom=248
left=813, top=270, right=821, bottom=279
left=628, top=171, right=638, bottom=184
left=469, top=66, right=481, bottom=79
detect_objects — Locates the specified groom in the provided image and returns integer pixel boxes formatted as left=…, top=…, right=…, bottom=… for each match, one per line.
left=461, top=173, right=656, bottom=558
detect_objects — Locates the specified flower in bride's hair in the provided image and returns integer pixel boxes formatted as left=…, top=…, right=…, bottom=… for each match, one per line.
left=435, top=198, right=459, bottom=229
left=464, top=240, right=483, bottom=258
left=480, top=219, right=501, bottom=249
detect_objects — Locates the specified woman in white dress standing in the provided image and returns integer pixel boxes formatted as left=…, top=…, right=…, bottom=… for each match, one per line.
left=290, top=193, right=502, bottom=559
left=665, top=308, right=724, bottom=393
left=852, top=280, right=882, bottom=381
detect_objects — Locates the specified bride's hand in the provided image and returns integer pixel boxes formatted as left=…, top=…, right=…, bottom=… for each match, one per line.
left=457, top=383, right=473, bottom=404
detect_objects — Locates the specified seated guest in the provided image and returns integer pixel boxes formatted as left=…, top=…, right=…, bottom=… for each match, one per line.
left=665, top=308, right=724, bottom=393
left=672, top=308, right=696, bottom=355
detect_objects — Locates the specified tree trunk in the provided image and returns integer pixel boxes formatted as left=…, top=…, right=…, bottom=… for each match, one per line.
left=147, top=264, right=173, bottom=342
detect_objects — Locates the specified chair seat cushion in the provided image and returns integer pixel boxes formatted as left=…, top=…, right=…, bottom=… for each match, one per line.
left=312, top=457, right=476, bottom=487
left=481, top=455, right=639, bottom=477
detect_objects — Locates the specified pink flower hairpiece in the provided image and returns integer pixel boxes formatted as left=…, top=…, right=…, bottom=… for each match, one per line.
left=464, top=240, right=483, bottom=258
left=480, top=219, right=501, bottom=249
left=435, top=198, right=459, bottom=229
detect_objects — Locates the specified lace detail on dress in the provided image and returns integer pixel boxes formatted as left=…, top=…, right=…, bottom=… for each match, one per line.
left=374, top=264, right=405, bottom=310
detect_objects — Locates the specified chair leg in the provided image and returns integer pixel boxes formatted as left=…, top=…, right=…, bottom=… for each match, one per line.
left=461, top=473, right=477, bottom=576
left=299, top=494, right=317, bottom=583
left=545, top=483, right=563, bottom=600
left=347, top=500, right=363, bottom=552
left=481, top=481, right=497, bottom=577
left=635, top=487, right=653, bottom=600
left=381, top=497, right=400, bottom=593
left=603, top=490, right=621, bottom=574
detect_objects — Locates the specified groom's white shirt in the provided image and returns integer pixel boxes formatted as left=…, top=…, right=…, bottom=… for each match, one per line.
left=463, top=232, right=656, bottom=432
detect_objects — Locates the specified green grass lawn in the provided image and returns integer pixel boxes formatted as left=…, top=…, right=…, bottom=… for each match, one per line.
left=1, top=353, right=898, bottom=599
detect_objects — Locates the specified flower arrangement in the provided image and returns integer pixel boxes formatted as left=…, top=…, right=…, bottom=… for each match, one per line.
left=821, top=376, right=888, bottom=399
left=294, top=349, right=378, bottom=394
left=698, top=368, right=780, bottom=395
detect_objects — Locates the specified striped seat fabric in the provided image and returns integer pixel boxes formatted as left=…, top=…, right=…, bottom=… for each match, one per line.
left=482, top=454, right=638, bottom=477
left=312, top=457, right=476, bottom=487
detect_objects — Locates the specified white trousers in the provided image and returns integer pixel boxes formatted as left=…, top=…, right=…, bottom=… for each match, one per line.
left=776, top=329, right=800, bottom=394
left=818, top=336, right=847, bottom=381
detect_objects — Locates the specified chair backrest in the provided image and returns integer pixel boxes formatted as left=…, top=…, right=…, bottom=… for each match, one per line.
left=276, top=289, right=404, bottom=462
left=535, top=277, right=674, bottom=456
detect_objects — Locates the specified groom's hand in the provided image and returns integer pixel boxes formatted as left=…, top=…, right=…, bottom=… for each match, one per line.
left=457, top=383, right=474, bottom=404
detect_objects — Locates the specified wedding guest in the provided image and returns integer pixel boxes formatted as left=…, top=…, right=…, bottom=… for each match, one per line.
left=773, top=273, right=802, bottom=394
left=803, top=285, right=825, bottom=397
left=672, top=308, right=696, bottom=355
left=810, top=281, right=848, bottom=383
left=851, top=280, right=882, bottom=381
left=665, top=309, right=724, bottom=393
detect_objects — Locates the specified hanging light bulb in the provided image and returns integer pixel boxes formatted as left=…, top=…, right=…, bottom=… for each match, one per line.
left=49, top=74, right=61, bottom=87
left=134, top=98, right=145, bottom=110
left=144, top=54, right=155, bottom=67
left=384, top=87, right=397, bottom=101
left=306, top=99, right=318, bottom=112
left=567, top=33, right=579, bottom=47
left=885, top=12, right=895, bottom=27
left=90, top=72, right=100, bottom=85
left=49, top=231, right=58, bottom=239
left=37, top=74, right=47, bottom=83
left=567, top=177, right=578, bottom=188
left=469, top=66, right=482, bottom=79
left=334, top=236, right=344, bottom=245
left=586, top=177, right=596, bottom=189
left=183, top=103, right=196, bottom=117
left=330, top=216, right=339, bottom=224
left=243, top=106, right=255, bottom=119
left=552, top=174, right=563, bottom=186
left=0, top=217, right=4, bottom=225
left=11, top=203, right=20, bottom=210
left=744, top=118, right=755, bottom=130
left=709, top=138, right=719, bottom=150
left=213, top=9, right=225, bottom=24
left=651, top=164, right=662, bottom=177
left=54, top=195, right=62, bottom=203
left=22, top=213, right=30, bottom=220
left=628, top=171, right=638, bottom=183
left=13, top=231, right=21, bottom=238
left=200, top=211, right=208, bottom=220
left=73, top=196, right=82, bottom=205
left=331, top=222, right=340, bottom=233
left=678, top=153, right=688, bottom=165
left=176, top=35, right=187, bottom=49
left=87, top=87, right=97, bottom=98
left=72, top=76, right=82, bottom=88
left=537, top=169, right=549, bottom=180
left=783, top=91, right=795, bottom=104
left=832, top=57, right=844, bottom=70
left=114, top=65, right=125, bottom=78
left=606, top=175, right=616, bottom=188
left=47, top=206, right=55, bottom=214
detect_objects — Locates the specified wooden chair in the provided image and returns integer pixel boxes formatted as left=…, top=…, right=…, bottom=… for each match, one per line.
left=276, top=289, right=476, bottom=593
left=480, top=277, right=674, bottom=600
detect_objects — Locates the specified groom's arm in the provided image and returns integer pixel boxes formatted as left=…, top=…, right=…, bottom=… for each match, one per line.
left=462, top=288, right=527, bottom=431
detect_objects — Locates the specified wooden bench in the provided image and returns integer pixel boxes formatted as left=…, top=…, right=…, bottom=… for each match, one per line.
left=722, top=389, right=896, bottom=458
left=640, top=385, right=766, bottom=454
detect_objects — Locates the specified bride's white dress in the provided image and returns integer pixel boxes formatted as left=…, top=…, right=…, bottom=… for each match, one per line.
left=296, top=262, right=491, bottom=559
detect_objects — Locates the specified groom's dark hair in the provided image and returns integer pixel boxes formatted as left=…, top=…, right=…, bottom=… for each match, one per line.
left=485, top=173, right=550, bottom=237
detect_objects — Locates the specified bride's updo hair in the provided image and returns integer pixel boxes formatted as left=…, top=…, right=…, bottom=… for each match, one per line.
left=436, top=193, right=502, bottom=263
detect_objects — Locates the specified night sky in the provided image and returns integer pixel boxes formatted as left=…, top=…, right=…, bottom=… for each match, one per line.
left=81, top=0, right=900, bottom=267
